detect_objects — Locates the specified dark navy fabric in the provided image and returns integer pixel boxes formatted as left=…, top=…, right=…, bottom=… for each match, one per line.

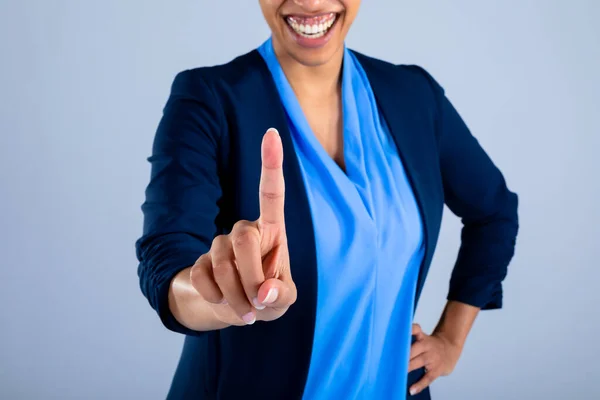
left=135, top=49, right=519, bottom=400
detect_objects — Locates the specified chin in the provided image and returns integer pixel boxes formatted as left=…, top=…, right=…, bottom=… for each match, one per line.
left=288, top=46, right=343, bottom=67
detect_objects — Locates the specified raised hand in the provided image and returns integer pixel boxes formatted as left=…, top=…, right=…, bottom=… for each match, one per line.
left=189, top=128, right=296, bottom=325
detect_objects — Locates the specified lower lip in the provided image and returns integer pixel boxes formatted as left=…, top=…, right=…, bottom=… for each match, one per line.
left=285, top=16, right=339, bottom=49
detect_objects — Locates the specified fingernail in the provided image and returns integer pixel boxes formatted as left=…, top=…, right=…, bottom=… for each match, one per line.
left=262, top=288, right=279, bottom=304
left=252, top=297, right=266, bottom=310
left=409, top=388, right=418, bottom=396
left=268, top=127, right=280, bottom=137
left=242, top=312, right=256, bottom=325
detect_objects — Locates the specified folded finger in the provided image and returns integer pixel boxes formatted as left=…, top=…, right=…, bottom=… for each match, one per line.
left=412, top=323, right=426, bottom=341
left=190, top=253, right=223, bottom=304
left=231, top=221, right=265, bottom=309
left=408, top=353, right=430, bottom=373
left=409, top=341, right=428, bottom=360
left=412, top=324, right=422, bottom=335
left=211, top=236, right=255, bottom=325
left=409, top=370, right=438, bottom=397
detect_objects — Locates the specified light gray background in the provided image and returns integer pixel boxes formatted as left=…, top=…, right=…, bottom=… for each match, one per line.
left=1, top=0, right=598, bottom=399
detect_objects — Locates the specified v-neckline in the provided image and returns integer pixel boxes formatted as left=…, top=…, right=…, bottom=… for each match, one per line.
left=274, top=52, right=363, bottom=187
left=257, top=38, right=376, bottom=221
left=281, top=73, right=353, bottom=182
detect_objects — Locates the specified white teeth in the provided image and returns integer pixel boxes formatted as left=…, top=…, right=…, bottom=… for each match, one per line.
left=287, top=14, right=337, bottom=38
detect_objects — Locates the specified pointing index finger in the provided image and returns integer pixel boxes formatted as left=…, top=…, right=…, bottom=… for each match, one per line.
left=259, top=128, right=285, bottom=226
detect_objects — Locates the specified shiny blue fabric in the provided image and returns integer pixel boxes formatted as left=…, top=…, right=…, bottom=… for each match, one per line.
left=258, top=39, right=425, bottom=399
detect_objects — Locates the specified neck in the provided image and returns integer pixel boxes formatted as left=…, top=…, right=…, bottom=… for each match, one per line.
left=272, top=41, right=344, bottom=103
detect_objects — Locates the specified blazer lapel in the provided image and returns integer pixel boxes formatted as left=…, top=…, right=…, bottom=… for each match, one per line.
left=353, top=52, right=444, bottom=306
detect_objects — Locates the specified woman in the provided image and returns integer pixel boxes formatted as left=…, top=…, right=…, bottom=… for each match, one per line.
left=135, top=0, right=519, bottom=399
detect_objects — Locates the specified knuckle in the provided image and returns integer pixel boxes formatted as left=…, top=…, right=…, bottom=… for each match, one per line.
left=260, top=190, right=284, bottom=202
left=191, top=254, right=207, bottom=271
left=211, top=234, right=229, bottom=250
left=190, top=266, right=206, bottom=286
left=232, top=220, right=252, bottom=232
left=194, top=253, right=208, bottom=265
left=232, top=227, right=259, bottom=249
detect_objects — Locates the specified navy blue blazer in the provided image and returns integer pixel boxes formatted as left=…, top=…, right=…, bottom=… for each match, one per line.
left=136, top=49, right=519, bottom=399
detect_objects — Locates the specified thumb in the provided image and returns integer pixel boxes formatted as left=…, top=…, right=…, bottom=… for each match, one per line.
left=257, top=242, right=294, bottom=309
left=256, top=276, right=297, bottom=310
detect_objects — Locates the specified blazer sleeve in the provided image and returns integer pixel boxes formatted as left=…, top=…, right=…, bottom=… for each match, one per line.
left=420, top=69, right=519, bottom=310
left=135, top=69, right=224, bottom=335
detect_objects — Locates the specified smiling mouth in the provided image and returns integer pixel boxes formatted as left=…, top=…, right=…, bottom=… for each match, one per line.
left=285, top=12, right=338, bottom=39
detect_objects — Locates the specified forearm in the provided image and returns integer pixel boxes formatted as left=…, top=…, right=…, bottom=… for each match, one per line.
left=168, top=267, right=243, bottom=331
left=432, top=300, right=480, bottom=348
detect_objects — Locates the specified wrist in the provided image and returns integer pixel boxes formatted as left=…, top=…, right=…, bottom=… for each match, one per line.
left=432, top=300, right=479, bottom=349
left=432, top=329, right=464, bottom=350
